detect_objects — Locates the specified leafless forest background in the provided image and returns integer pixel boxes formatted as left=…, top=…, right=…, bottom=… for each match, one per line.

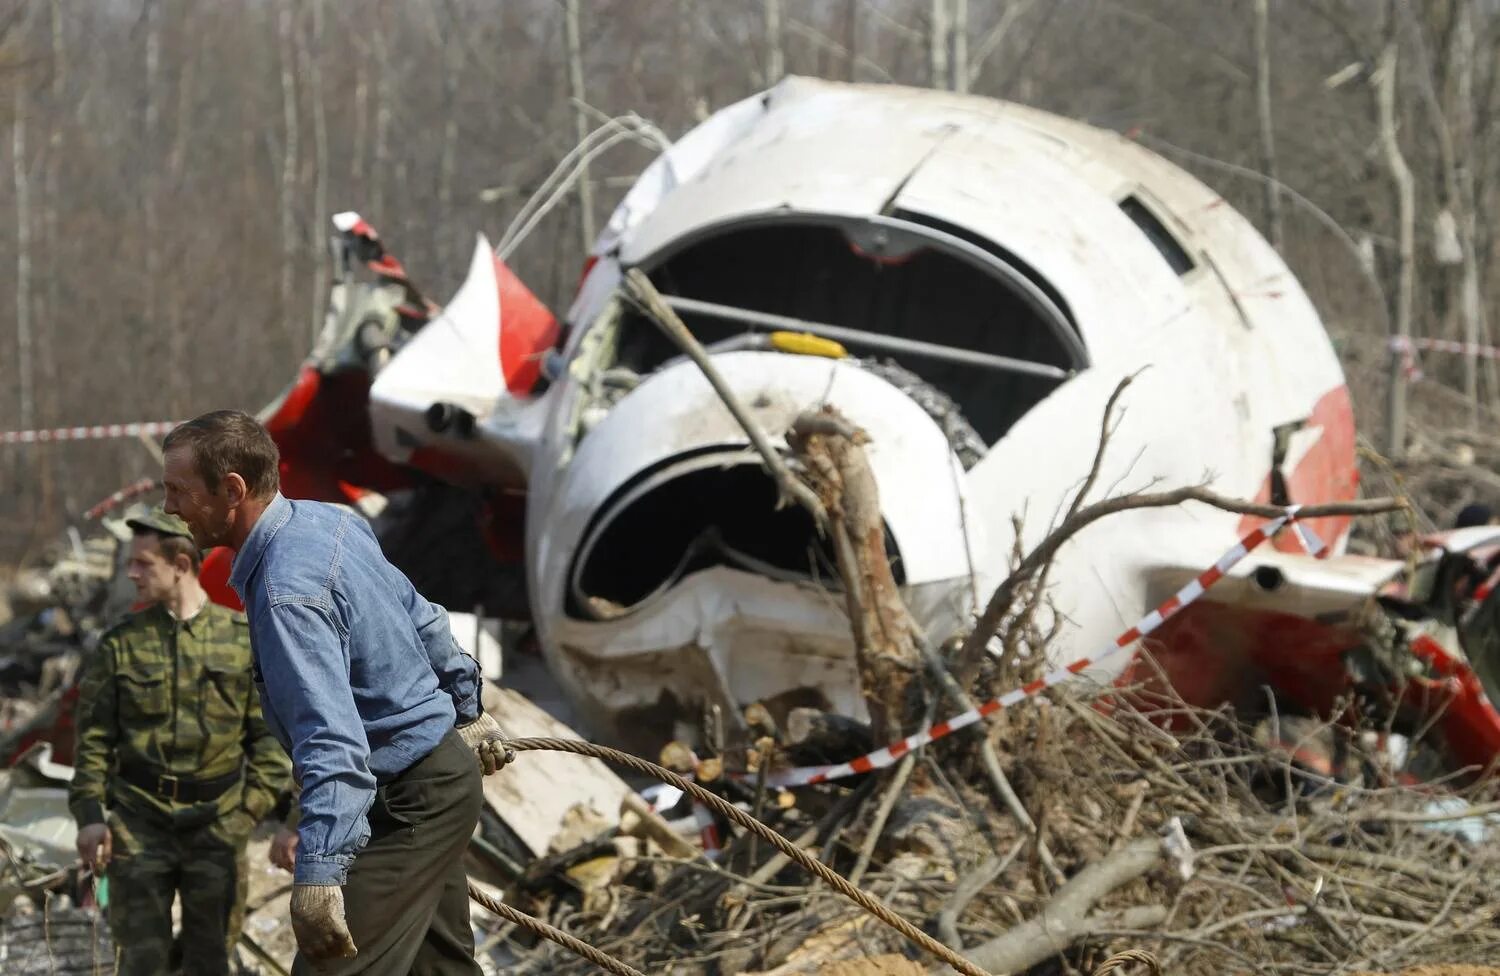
left=0, top=0, right=1497, bottom=563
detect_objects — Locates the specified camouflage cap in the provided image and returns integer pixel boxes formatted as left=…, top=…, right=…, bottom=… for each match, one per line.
left=125, top=506, right=194, bottom=541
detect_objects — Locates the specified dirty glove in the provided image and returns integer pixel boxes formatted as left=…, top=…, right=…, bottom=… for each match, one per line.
left=457, top=713, right=515, bottom=776
left=76, top=823, right=112, bottom=872
left=291, top=883, right=357, bottom=962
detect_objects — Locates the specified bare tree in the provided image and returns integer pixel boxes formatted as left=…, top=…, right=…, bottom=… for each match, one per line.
left=352, top=26, right=369, bottom=195
left=13, top=64, right=32, bottom=435
left=142, top=0, right=161, bottom=329
left=564, top=0, right=594, bottom=249
left=1377, top=35, right=1415, bottom=460
left=930, top=0, right=949, bottom=89
left=436, top=0, right=464, bottom=273
left=371, top=6, right=391, bottom=220
left=966, top=0, right=1035, bottom=91
left=1254, top=0, right=1284, bottom=251
left=1451, top=1, right=1498, bottom=412
left=307, top=0, right=330, bottom=339
left=34, top=2, right=73, bottom=515
left=278, top=0, right=300, bottom=334
left=765, top=0, right=784, bottom=84
left=952, top=0, right=968, bottom=93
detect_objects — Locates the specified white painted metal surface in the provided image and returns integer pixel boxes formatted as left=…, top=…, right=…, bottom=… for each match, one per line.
left=367, top=77, right=1358, bottom=741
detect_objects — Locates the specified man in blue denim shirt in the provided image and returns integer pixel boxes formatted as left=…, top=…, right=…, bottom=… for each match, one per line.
left=162, top=410, right=511, bottom=974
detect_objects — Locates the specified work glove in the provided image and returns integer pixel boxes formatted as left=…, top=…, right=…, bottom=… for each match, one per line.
left=457, top=713, right=515, bottom=776
left=290, top=883, right=358, bottom=962
left=75, top=823, right=112, bottom=872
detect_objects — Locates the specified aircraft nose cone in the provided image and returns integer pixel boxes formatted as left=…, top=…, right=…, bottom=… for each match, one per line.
left=542, top=351, right=983, bottom=622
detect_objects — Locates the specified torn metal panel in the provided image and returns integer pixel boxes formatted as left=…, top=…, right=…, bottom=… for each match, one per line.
left=0, top=748, right=76, bottom=913
left=475, top=686, right=631, bottom=860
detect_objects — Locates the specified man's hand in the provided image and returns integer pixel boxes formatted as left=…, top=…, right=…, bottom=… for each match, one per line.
left=76, top=823, right=112, bottom=872
left=290, top=884, right=358, bottom=962
left=456, top=713, right=515, bottom=776
left=269, top=825, right=299, bottom=873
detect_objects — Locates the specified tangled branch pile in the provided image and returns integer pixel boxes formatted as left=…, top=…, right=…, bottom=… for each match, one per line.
left=489, top=683, right=1500, bottom=976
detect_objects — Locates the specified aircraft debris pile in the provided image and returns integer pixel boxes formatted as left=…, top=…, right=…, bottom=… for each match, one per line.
left=0, top=516, right=136, bottom=768
left=452, top=413, right=1499, bottom=976
left=482, top=646, right=1500, bottom=976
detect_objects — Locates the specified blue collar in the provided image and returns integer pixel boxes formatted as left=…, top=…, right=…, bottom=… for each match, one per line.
left=229, top=493, right=292, bottom=599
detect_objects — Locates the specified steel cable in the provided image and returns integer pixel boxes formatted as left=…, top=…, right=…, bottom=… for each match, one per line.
left=498, top=736, right=992, bottom=976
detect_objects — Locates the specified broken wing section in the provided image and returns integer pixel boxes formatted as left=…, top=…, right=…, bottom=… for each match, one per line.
left=1124, top=551, right=1404, bottom=715
left=1126, top=548, right=1500, bottom=776
left=369, top=235, right=557, bottom=489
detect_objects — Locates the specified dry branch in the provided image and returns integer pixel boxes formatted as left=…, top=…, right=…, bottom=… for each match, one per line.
left=621, top=268, right=828, bottom=527
left=953, top=487, right=1405, bottom=687
left=789, top=406, right=926, bottom=740
left=946, top=838, right=1164, bottom=976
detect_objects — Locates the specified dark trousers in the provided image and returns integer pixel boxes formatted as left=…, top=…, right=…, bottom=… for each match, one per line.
left=294, top=729, right=484, bottom=976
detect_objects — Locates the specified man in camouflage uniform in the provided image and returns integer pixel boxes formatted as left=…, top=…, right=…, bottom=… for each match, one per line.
left=69, top=508, right=291, bottom=975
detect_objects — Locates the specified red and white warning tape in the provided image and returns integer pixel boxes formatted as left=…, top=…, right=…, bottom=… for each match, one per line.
left=0, top=421, right=180, bottom=445
left=1391, top=336, right=1500, bottom=361
left=1390, top=335, right=1500, bottom=382
left=693, top=803, right=723, bottom=860
left=761, top=508, right=1324, bottom=789
left=82, top=478, right=160, bottom=521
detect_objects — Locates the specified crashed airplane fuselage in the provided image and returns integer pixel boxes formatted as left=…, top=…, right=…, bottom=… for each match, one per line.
left=349, top=77, right=1373, bottom=748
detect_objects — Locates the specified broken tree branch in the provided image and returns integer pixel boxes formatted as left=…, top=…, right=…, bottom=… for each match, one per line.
left=918, top=634, right=1065, bottom=884
left=953, top=487, right=1405, bottom=687
left=621, top=268, right=828, bottom=528
left=848, top=752, right=916, bottom=887
left=790, top=406, right=925, bottom=740
left=944, top=838, right=1164, bottom=975
left=938, top=838, right=1027, bottom=949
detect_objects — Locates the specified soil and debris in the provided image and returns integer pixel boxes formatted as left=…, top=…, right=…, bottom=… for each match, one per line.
left=479, top=687, right=1500, bottom=976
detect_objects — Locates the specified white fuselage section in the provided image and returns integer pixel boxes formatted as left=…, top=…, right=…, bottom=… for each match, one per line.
left=371, top=78, right=1353, bottom=746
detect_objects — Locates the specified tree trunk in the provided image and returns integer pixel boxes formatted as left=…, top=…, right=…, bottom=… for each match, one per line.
left=278, top=0, right=300, bottom=339
left=788, top=408, right=924, bottom=743
left=564, top=0, right=595, bottom=251
left=143, top=0, right=161, bottom=329
left=951, top=0, right=968, bottom=93
left=1452, top=1, right=1495, bottom=417
left=1377, top=39, right=1414, bottom=461
left=167, top=2, right=196, bottom=408
left=352, top=35, right=369, bottom=194
left=438, top=2, right=464, bottom=273
left=41, top=3, right=67, bottom=515
left=845, top=0, right=859, bottom=81
left=308, top=0, right=330, bottom=342
left=930, top=0, right=949, bottom=90
left=372, top=10, right=391, bottom=220
left=675, top=0, right=698, bottom=117
left=14, top=76, right=34, bottom=435
left=765, top=0, right=784, bottom=85
left=1253, top=0, right=1284, bottom=251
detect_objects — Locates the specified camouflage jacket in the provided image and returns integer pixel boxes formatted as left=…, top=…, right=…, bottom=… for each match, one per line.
left=68, top=600, right=291, bottom=827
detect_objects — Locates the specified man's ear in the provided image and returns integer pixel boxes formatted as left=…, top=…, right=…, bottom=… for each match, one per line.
left=224, top=472, right=249, bottom=508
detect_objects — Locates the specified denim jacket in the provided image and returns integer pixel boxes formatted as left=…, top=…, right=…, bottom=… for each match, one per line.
left=230, top=494, right=481, bottom=885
